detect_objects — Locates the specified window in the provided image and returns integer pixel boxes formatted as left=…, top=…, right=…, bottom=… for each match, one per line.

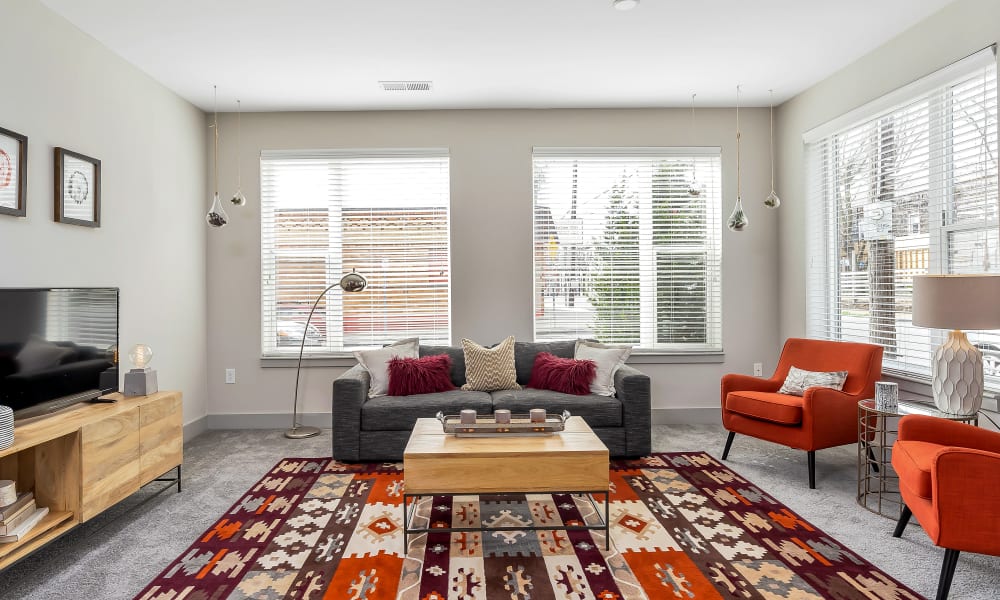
left=260, top=149, right=451, bottom=356
left=532, top=148, right=722, bottom=352
left=806, top=48, right=998, bottom=381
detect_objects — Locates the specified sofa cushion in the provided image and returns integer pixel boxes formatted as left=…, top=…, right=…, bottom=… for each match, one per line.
left=461, top=336, right=520, bottom=391
left=527, top=352, right=596, bottom=395
left=892, top=440, right=940, bottom=500
left=725, top=391, right=803, bottom=425
left=514, top=340, right=577, bottom=384
left=491, top=388, right=622, bottom=428
left=387, top=354, right=456, bottom=396
left=362, top=390, right=493, bottom=431
left=420, top=344, right=467, bottom=387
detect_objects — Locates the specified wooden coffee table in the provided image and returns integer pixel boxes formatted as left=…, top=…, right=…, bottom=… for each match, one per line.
left=402, top=416, right=610, bottom=548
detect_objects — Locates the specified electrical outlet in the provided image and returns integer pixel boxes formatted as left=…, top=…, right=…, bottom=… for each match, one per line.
left=225, top=368, right=236, bottom=384
left=753, top=362, right=763, bottom=377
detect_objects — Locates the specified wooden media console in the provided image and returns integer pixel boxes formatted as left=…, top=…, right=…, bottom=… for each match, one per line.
left=0, top=391, right=182, bottom=569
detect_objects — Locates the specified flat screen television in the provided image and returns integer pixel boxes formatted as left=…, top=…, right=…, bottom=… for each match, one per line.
left=0, top=288, right=119, bottom=420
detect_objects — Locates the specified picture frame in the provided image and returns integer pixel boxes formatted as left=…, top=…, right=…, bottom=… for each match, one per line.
left=54, top=147, right=101, bottom=227
left=0, top=125, right=28, bottom=217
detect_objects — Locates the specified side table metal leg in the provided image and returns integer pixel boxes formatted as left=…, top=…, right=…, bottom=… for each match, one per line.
left=177, top=464, right=183, bottom=493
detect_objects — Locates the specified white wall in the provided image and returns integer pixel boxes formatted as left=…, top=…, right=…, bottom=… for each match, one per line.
left=0, top=0, right=209, bottom=429
left=776, top=0, right=1000, bottom=340
left=206, top=108, right=781, bottom=425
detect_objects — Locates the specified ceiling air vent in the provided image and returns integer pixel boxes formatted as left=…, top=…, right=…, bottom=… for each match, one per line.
left=379, top=81, right=433, bottom=92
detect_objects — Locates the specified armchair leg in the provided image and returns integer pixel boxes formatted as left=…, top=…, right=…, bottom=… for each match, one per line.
left=892, top=505, right=912, bottom=538
left=936, top=549, right=961, bottom=600
left=807, top=451, right=816, bottom=489
left=722, top=431, right=735, bottom=460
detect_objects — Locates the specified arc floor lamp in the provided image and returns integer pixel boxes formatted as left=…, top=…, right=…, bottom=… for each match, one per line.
left=286, top=270, right=367, bottom=439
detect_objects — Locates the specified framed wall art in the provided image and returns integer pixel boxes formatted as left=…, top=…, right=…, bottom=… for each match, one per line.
left=54, top=147, right=101, bottom=227
left=0, top=125, right=28, bottom=217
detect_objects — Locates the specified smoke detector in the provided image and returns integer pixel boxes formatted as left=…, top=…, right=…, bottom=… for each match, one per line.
left=379, top=81, right=433, bottom=92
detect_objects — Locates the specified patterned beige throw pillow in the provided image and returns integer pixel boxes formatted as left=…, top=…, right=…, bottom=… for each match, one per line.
left=461, top=335, right=521, bottom=391
left=777, top=366, right=848, bottom=396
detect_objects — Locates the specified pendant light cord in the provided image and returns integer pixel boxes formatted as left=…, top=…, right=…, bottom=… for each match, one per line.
left=213, top=85, right=219, bottom=196
left=769, top=89, right=775, bottom=190
left=236, top=99, right=242, bottom=189
left=736, top=85, right=742, bottom=198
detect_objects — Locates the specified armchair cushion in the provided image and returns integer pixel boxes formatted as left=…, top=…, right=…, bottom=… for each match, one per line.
left=892, top=440, right=940, bottom=499
left=725, top=391, right=803, bottom=425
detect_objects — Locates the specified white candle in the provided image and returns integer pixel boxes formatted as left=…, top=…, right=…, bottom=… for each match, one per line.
left=530, top=408, right=546, bottom=423
left=494, top=409, right=511, bottom=424
left=460, top=409, right=477, bottom=424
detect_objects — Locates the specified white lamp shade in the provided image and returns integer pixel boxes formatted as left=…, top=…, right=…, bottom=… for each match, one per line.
left=912, top=275, right=1000, bottom=331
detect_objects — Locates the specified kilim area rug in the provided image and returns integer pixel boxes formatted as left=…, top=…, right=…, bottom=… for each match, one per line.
left=134, top=453, right=923, bottom=600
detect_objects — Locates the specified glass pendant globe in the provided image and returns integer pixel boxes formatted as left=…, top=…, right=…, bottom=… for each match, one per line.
left=764, top=190, right=781, bottom=209
left=206, top=193, right=229, bottom=227
left=230, top=190, right=247, bottom=206
left=727, top=197, right=749, bottom=231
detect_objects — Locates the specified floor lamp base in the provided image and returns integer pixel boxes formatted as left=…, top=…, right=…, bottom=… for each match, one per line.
left=284, top=426, right=321, bottom=439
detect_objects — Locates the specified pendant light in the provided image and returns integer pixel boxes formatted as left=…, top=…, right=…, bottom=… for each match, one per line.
left=687, top=92, right=705, bottom=197
left=230, top=99, right=247, bottom=207
left=727, top=85, right=749, bottom=231
left=764, top=89, right=781, bottom=209
left=206, top=85, right=229, bottom=228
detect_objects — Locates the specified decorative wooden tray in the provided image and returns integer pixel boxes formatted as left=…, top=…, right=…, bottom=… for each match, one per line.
left=436, top=410, right=571, bottom=436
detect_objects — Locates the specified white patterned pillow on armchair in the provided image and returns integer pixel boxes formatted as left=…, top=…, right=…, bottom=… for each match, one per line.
left=778, top=366, right=848, bottom=396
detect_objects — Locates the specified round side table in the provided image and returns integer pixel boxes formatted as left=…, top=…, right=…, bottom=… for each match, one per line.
left=857, top=399, right=978, bottom=518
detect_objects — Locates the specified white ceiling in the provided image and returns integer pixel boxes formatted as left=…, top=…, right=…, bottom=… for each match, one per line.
left=40, top=0, right=958, bottom=112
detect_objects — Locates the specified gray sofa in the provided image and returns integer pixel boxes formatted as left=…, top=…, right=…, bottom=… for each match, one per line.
left=332, top=340, right=651, bottom=461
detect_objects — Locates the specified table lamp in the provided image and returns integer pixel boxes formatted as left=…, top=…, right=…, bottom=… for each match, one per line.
left=124, top=343, right=158, bottom=397
left=912, top=274, right=1000, bottom=414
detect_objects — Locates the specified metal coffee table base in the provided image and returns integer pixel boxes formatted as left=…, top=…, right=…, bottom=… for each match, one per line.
left=403, top=490, right=611, bottom=550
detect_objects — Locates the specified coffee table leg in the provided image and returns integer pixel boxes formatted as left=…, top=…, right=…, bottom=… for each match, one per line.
left=403, top=493, right=410, bottom=550
left=604, top=491, right=610, bottom=551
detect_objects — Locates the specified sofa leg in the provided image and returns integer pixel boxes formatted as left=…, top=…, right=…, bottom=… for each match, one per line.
left=807, top=451, right=816, bottom=489
left=936, top=549, right=961, bottom=600
left=893, top=504, right=912, bottom=538
left=722, top=431, right=735, bottom=460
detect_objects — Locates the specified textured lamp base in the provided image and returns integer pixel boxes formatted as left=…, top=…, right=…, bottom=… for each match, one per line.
left=931, top=329, right=983, bottom=415
left=285, top=426, right=321, bottom=439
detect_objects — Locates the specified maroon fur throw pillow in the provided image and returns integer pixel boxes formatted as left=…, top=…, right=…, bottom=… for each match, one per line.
left=388, top=353, right=456, bottom=396
left=527, top=352, right=597, bottom=395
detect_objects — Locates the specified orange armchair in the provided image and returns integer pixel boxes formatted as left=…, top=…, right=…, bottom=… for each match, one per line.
left=891, top=415, right=1000, bottom=600
left=721, top=337, right=883, bottom=488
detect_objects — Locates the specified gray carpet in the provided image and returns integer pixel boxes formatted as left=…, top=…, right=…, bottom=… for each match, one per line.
left=1, top=425, right=997, bottom=599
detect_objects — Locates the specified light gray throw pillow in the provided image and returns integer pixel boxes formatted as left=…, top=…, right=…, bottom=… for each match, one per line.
left=778, top=366, right=848, bottom=396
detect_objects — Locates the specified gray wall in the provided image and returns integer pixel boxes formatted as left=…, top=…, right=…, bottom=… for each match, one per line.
left=776, top=0, right=1000, bottom=340
left=206, top=108, right=781, bottom=425
left=0, top=0, right=209, bottom=428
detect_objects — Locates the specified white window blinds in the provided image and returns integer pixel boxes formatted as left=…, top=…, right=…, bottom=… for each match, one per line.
left=260, top=149, right=451, bottom=356
left=532, top=148, right=722, bottom=351
left=805, top=48, right=998, bottom=381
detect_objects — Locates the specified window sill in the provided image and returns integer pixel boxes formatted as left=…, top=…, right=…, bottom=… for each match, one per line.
left=627, top=351, right=724, bottom=365
left=260, top=350, right=726, bottom=368
left=261, top=355, right=358, bottom=368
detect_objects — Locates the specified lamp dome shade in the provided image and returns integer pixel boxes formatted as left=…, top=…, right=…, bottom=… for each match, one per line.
left=912, top=275, right=1000, bottom=330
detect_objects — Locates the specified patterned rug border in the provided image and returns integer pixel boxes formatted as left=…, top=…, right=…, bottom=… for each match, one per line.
left=133, top=452, right=924, bottom=600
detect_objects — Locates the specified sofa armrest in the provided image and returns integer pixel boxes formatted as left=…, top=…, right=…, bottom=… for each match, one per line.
left=332, top=364, right=370, bottom=462
left=615, top=364, right=650, bottom=457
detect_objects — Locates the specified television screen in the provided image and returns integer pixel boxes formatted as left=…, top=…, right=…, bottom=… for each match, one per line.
left=0, top=288, right=119, bottom=420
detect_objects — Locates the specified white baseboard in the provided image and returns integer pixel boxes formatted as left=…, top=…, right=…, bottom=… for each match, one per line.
left=183, top=416, right=208, bottom=441
left=205, top=412, right=330, bottom=430
left=652, top=407, right=720, bottom=425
